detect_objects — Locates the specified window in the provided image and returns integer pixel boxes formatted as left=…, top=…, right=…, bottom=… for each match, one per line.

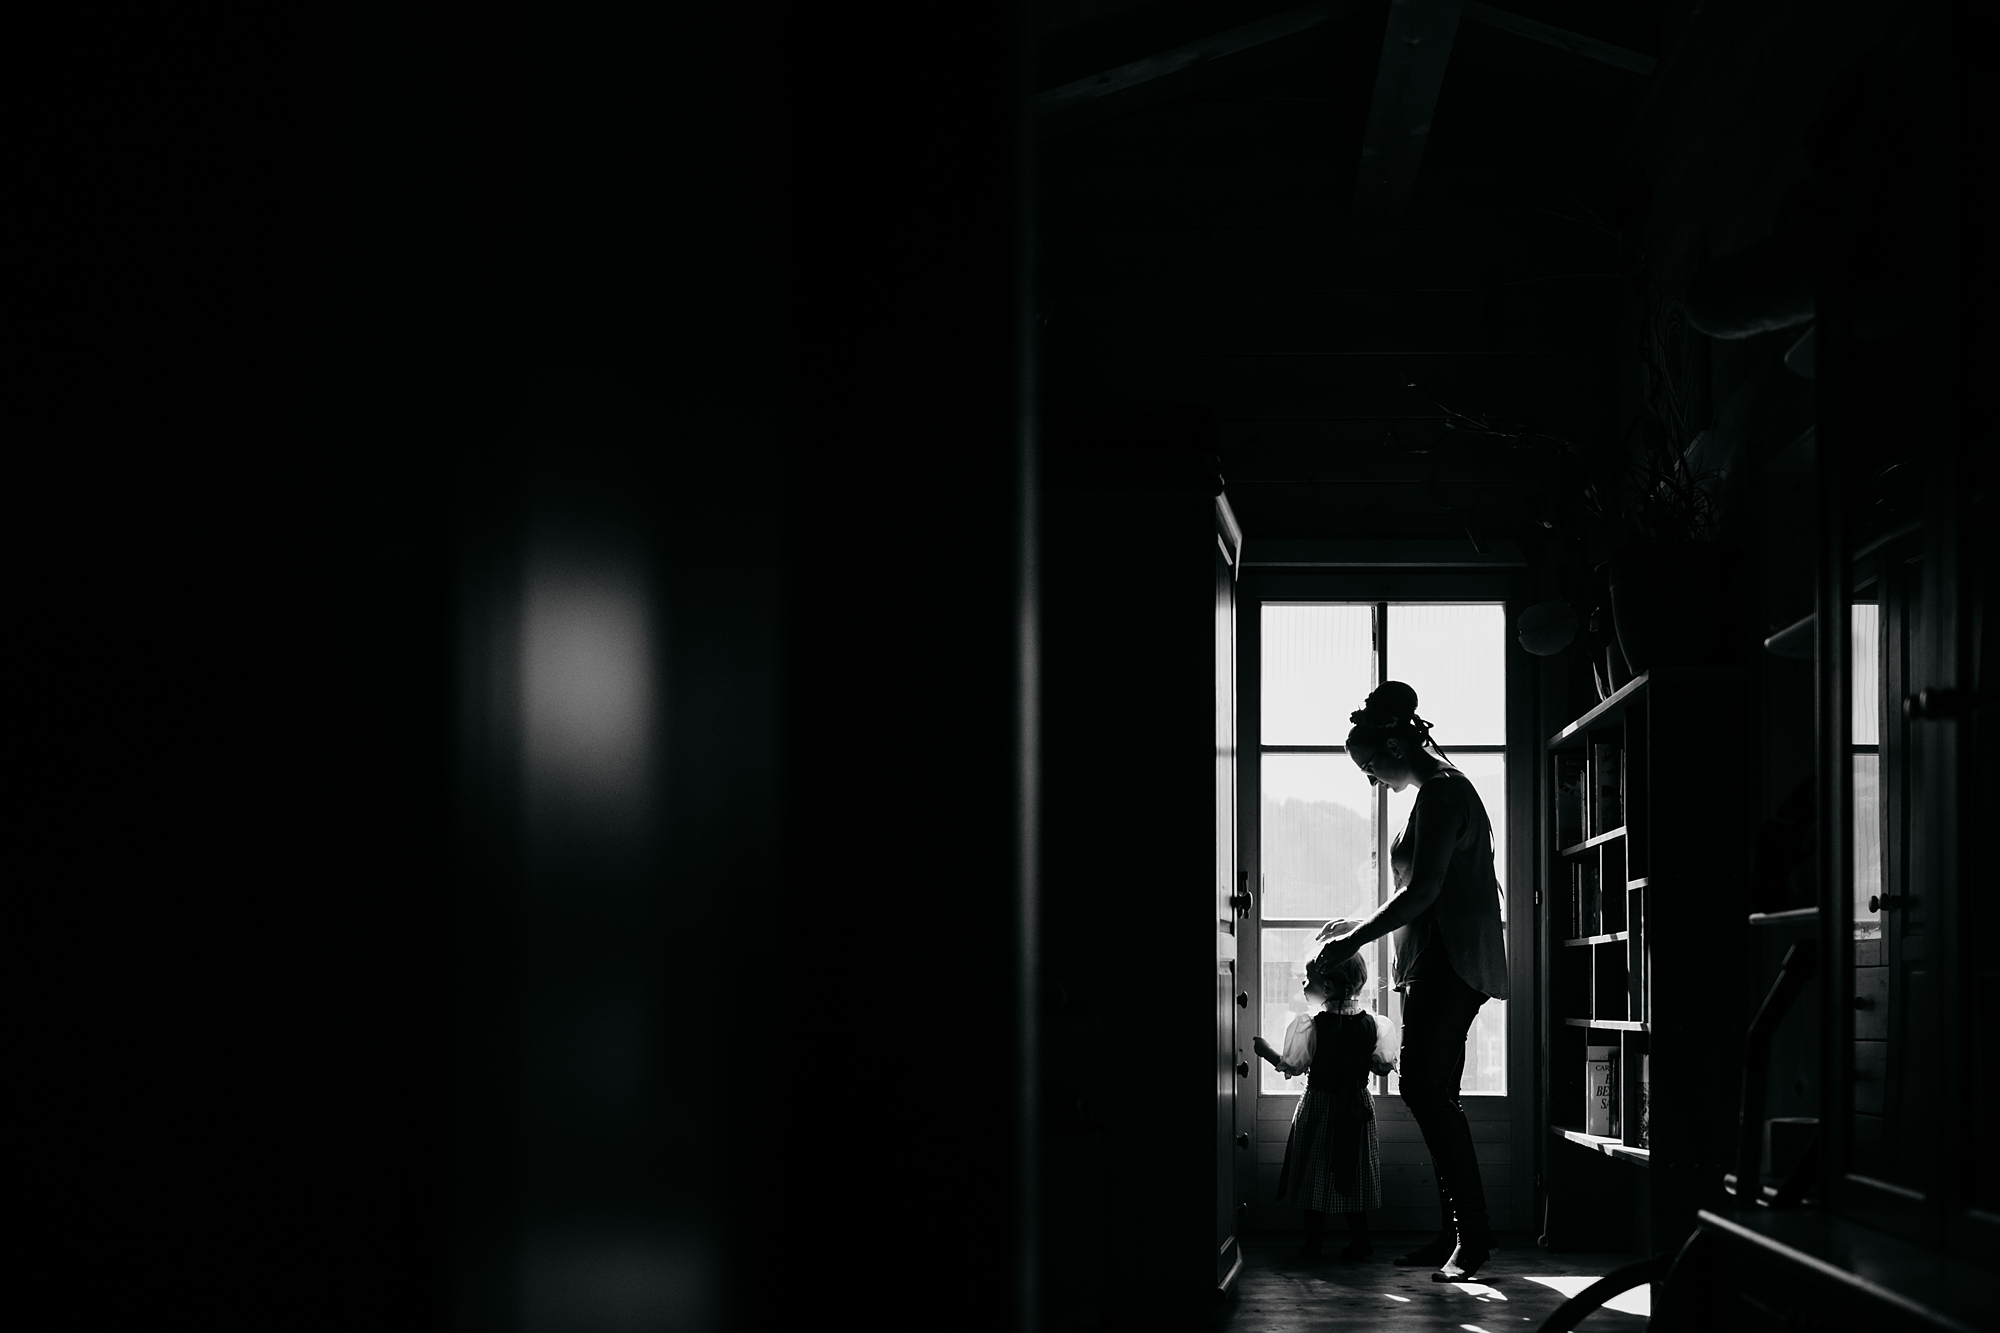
left=1259, top=602, right=1508, bottom=1096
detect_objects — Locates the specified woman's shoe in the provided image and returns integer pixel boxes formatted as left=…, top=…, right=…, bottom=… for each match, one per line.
left=1431, top=1239, right=1492, bottom=1282
left=1393, top=1234, right=1454, bottom=1267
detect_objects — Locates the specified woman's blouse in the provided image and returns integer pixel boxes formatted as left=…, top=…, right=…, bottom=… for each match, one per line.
left=1390, top=768, right=1511, bottom=999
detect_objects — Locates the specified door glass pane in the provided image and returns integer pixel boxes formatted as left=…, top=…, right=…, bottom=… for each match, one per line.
left=1262, top=604, right=1374, bottom=745
left=1852, top=602, right=1882, bottom=938
left=1386, top=603, right=1506, bottom=745
left=1853, top=753, right=1882, bottom=939
left=1261, top=753, right=1377, bottom=922
left=1381, top=991, right=1509, bottom=1095
left=1852, top=602, right=1880, bottom=746
left=1384, top=754, right=1507, bottom=918
left=1383, top=755, right=1509, bottom=1095
left=1260, top=927, right=1327, bottom=1095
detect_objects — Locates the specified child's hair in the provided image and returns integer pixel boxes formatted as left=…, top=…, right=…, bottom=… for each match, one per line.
left=1306, top=943, right=1369, bottom=1006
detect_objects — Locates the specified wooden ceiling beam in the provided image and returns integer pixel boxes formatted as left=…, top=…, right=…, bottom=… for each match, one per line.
left=1036, top=2, right=1344, bottom=138
left=1350, top=0, right=1466, bottom=225
left=1462, top=2, right=1656, bottom=76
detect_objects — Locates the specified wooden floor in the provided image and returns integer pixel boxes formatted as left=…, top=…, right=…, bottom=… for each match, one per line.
left=1222, top=1235, right=1649, bottom=1333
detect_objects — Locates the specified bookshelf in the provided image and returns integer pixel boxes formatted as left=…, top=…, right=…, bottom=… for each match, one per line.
left=1539, top=670, right=1746, bottom=1255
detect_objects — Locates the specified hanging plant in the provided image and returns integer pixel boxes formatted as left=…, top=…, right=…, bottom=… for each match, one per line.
left=1623, top=300, right=1724, bottom=545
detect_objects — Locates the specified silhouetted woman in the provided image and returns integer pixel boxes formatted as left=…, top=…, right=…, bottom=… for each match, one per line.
left=1309, top=680, right=1509, bottom=1281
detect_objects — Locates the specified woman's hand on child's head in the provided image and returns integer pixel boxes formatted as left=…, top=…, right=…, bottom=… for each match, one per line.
left=1314, top=916, right=1358, bottom=943
left=1314, top=934, right=1361, bottom=970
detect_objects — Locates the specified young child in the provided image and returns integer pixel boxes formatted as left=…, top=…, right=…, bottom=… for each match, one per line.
left=1253, top=923, right=1398, bottom=1262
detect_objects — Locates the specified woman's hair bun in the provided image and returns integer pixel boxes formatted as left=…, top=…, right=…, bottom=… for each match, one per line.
left=1350, top=680, right=1419, bottom=727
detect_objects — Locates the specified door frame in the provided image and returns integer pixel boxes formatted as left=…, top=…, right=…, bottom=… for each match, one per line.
left=1235, top=569, right=1539, bottom=1234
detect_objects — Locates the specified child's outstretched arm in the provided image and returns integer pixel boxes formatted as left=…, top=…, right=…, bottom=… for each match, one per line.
left=1254, top=1014, right=1316, bottom=1078
left=1253, top=1036, right=1303, bottom=1077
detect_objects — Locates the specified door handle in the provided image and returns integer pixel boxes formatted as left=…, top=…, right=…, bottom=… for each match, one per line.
left=1905, top=688, right=1983, bottom=720
left=1869, top=894, right=1910, bottom=912
left=1236, top=991, right=1248, bottom=1008
left=1229, top=871, right=1254, bottom=919
left=1235, top=1133, right=1250, bottom=1149
left=1237, top=1061, right=1250, bottom=1078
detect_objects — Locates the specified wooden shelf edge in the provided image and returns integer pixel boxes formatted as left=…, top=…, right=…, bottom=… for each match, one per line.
left=1563, top=1017, right=1648, bottom=1031
left=1544, top=1128, right=1656, bottom=1160
left=1546, top=672, right=1650, bottom=749
left=1561, top=931, right=1630, bottom=947
left=1549, top=1126, right=1651, bottom=1164
left=1558, top=826, right=1628, bottom=857
left=1748, top=906, right=1819, bottom=926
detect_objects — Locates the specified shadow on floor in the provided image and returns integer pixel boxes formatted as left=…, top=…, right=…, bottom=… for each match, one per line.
left=1223, top=1235, right=1649, bottom=1332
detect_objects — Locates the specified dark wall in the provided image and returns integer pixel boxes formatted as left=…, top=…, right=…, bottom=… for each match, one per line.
left=335, top=4, right=1038, bottom=1331
left=1629, top=0, right=1900, bottom=824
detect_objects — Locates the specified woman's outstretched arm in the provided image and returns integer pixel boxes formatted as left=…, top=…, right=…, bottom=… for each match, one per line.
left=1311, top=793, right=1462, bottom=963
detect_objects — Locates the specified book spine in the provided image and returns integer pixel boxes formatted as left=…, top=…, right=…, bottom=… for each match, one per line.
left=1585, top=1046, right=1616, bottom=1136
left=1637, top=1055, right=1650, bottom=1148
left=1555, top=756, right=1583, bottom=847
left=1585, top=746, right=1598, bottom=837
left=1593, top=740, right=1621, bottom=832
left=1628, top=889, right=1645, bottom=1018
left=1608, top=748, right=1624, bottom=832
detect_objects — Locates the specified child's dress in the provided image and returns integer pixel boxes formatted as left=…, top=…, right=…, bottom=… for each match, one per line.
left=1274, top=1008, right=1393, bottom=1212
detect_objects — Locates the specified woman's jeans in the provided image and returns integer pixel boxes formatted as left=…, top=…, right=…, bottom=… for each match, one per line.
left=1399, top=968, right=1492, bottom=1245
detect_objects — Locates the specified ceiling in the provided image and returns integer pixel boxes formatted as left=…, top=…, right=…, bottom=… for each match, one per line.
left=1034, top=0, right=1685, bottom=550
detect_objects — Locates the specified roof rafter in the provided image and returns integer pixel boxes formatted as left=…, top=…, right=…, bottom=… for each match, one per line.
left=1350, top=0, right=1467, bottom=225
left=1035, top=2, right=1342, bottom=138
left=1462, top=2, right=1657, bottom=76
left=1036, top=1, right=1655, bottom=146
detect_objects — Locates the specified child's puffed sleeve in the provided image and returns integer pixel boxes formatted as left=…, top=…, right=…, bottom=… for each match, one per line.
left=1278, top=1013, right=1316, bottom=1077
left=1369, top=1009, right=1400, bottom=1071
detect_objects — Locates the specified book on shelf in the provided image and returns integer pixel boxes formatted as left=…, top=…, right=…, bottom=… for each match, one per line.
left=1627, top=888, right=1645, bottom=1017
left=1636, top=1054, right=1650, bottom=1148
left=1569, top=859, right=1600, bottom=938
left=1591, top=739, right=1622, bottom=835
left=1586, top=1044, right=1619, bottom=1137
left=1555, top=756, right=1584, bottom=847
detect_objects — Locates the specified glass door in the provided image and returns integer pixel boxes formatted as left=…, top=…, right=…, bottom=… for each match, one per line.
left=1257, top=602, right=1508, bottom=1097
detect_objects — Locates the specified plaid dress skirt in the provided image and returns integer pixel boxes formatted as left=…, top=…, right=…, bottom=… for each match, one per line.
left=1275, top=1083, right=1382, bottom=1213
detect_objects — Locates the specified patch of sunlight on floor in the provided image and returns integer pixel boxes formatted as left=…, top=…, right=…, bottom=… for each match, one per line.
left=1461, top=1324, right=1495, bottom=1333
left=1453, top=1282, right=1508, bottom=1300
left=1521, top=1276, right=1651, bottom=1317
